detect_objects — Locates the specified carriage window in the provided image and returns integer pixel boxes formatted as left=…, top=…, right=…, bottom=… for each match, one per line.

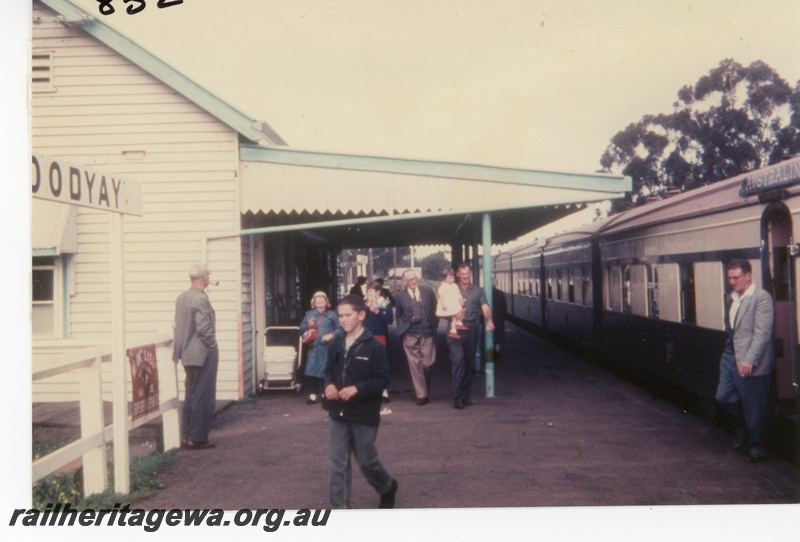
left=647, top=266, right=659, bottom=318
left=581, top=266, right=592, bottom=306
left=680, top=264, right=696, bottom=324
left=567, top=269, right=575, bottom=303
left=604, top=266, right=612, bottom=310
left=547, top=270, right=553, bottom=299
left=556, top=268, right=563, bottom=300
left=622, top=265, right=632, bottom=313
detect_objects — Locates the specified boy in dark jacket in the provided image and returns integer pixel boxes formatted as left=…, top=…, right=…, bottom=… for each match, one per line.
left=324, top=295, right=398, bottom=509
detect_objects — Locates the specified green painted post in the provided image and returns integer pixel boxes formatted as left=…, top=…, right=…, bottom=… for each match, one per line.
left=482, top=212, right=495, bottom=398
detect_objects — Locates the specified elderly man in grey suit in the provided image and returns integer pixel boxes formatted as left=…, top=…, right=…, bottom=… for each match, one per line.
left=394, top=269, right=438, bottom=406
left=172, top=263, right=218, bottom=450
left=716, top=259, right=774, bottom=463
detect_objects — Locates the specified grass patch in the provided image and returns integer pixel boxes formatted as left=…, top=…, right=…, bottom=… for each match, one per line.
left=32, top=449, right=175, bottom=510
left=33, top=436, right=78, bottom=461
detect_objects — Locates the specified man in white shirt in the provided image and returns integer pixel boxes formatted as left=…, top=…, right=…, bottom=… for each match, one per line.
left=715, top=259, right=774, bottom=463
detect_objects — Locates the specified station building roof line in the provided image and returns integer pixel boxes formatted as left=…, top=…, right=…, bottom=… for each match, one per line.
left=240, top=144, right=630, bottom=247
left=37, top=0, right=286, bottom=146
left=240, top=144, right=631, bottom=192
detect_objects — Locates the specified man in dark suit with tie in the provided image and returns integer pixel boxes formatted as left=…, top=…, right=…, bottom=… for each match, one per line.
left=172, top=263, right=218, bottom=450
left=394, top=269, right=438, bottom=405
left=716, top=259, right=774, bottom=463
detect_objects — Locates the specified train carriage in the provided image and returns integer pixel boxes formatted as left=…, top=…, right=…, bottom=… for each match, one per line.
left=496, top=157, right=800, bottom=427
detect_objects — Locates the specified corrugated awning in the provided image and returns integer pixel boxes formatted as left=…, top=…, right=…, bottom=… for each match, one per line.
left=241, top=161, right=621, bottom=216
left=32, top=200, right=78, bottom=257
left=239, top=144, right=631, bottom=246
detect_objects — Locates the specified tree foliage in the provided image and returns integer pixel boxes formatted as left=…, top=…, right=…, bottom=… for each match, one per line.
left=601, top=59, right=800, bottom=205
left=370, top=247, right=410, bottom=277
left=420, top=251, right=451, bottom=281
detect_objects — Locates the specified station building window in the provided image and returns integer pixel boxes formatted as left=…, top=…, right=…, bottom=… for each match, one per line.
left=32, top=256, right=64, bottom=337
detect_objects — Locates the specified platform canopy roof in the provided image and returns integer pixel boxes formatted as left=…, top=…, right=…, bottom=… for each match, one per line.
left=240, top=144, right=631, bottom=247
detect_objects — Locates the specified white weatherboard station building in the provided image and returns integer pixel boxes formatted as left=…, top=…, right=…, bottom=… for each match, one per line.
left=31, top=0, right=630, bottom=403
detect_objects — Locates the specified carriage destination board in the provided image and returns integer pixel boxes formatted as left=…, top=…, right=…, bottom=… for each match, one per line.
left=127, top=344, right=160, bottom=421
left=739, top=159, right=800, bottom=197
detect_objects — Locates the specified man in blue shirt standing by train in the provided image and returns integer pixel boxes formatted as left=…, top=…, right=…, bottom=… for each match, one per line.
left=716, top=259, right=774, bottom=463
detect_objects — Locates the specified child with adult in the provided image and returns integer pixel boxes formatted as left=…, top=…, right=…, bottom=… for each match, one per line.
left=436, top=267, right=467, bottom=339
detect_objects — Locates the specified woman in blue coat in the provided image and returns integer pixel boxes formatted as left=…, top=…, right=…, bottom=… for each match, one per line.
left=299, top=291, right=341, bottom=405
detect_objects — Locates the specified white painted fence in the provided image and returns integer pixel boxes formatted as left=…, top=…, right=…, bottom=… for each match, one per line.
left=32, top=333, right=179, bottom=497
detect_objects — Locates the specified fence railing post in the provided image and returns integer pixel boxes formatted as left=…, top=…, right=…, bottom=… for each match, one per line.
left=79, top=355, right=107, bottom=495
left=159, top=345, right=181, bottom=451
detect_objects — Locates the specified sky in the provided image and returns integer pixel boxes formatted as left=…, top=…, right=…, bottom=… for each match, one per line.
left=3, top=1, right=800, bottom=538
left=57, top=0, right=800, bottom=255
left=57, top=0, right=800, bottom=174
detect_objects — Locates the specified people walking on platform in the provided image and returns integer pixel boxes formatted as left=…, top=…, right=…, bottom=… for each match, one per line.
left=394, top=269, right=438, bottom=406
left=299, top=291, right=341, bottom=405
left=365, top=280, right=394, bottom=413
left=324, top=295, right=398, bottom=509
left=375, top=276, right=394, bottom=304
left=172, top=263, right=218, bottom=450
left=436, top=266, right=467, bottom=339
left=448, top=263, right=494, bottom=409
left=349, top=275, right=368, bottom=298
left=715, top=259, right=774, bottom=463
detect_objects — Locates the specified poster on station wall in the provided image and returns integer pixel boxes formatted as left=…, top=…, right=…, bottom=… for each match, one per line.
left=127, top=344, right=160, bottom=421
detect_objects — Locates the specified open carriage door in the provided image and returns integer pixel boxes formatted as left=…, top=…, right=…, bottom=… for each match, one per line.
left=762, top=203, right=799, bottom=401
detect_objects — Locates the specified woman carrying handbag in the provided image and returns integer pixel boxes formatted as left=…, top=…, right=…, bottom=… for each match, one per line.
left=299, top=291, right=341, bottom=405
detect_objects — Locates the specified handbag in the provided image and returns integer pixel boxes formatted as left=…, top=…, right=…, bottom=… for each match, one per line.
left=302, top=315, right=319, bottom=344
left=302, top=329, right=317, bottom=344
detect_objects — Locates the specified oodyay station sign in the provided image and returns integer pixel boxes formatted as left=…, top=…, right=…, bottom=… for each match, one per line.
left=32, top=154, right=143, bottom=216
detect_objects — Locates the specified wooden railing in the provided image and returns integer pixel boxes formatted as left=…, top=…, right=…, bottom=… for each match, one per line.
left=32, top=333, right=180, bottom=497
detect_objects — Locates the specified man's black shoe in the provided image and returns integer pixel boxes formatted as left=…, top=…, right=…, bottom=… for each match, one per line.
left=463, top=399, right=473, bottom=406
left=183, top=440, right=216, bottom=450
left=745, top=454, right=767, bottom=464
left=379, top=479, right=398, bottom=509
left=454, top=398, right=465, bottom=410
left=731, top=432, right=747, bottom=450
left=415, top=397, right=429, bottom=406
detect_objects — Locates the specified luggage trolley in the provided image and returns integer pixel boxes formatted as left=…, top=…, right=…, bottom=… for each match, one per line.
left=258, top=326, right=303, bottom=393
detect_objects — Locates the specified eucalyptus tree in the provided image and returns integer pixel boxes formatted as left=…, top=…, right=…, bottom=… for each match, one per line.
left=601, top=59, right=799, bottom=205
